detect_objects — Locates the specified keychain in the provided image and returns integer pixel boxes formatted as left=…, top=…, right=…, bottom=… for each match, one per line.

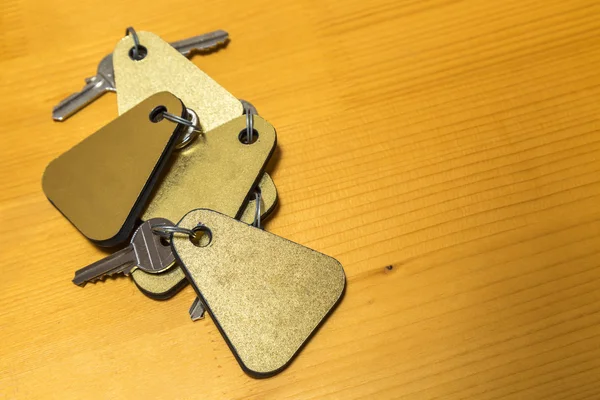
left=46, top=27, right=346, bottom=378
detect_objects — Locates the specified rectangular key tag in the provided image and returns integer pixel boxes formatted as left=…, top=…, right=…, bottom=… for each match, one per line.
left=171, top=209, right=346, bottom=378
left=142, top=114, right=277, bottom=223
left=42, top=92, right=185, bottom=246
left=113, top=31, right=243, bottom=133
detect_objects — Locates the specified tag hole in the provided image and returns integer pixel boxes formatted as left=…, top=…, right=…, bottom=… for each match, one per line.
left=149, top=106, right=167, bottom=122
left=129, top=45, right=148, bottom=61
left=238, top=129, right=259, bottom=144
left=190, top=226, right=212, bottom=247
left=159, top=237, right=170, bottom=247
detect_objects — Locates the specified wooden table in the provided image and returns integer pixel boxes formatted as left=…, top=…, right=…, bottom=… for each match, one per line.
left=2, top=0, right=600, bottom=398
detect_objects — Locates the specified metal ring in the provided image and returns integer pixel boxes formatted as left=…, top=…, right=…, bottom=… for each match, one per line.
left=246, top=112, right=254, bottom=144
left=240, top=99, right=258, bottom=116
left=241, top=100, right=256, bottom=144
left=125, top=27, right=141, bottom=60
left=162, top=111, right=202, bottom=133
left=152, top=224, right=196, bottom=239
left=175, top=108, right=201, bottom=149
left=252, top=189, right=262, bottom=229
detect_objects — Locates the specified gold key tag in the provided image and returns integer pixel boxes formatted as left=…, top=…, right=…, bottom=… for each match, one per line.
left=42, top=92, right=186, bottom=246
left=132, top=172, right=279, bottom=300
left=113, top=31, right=243, bottom=133
left=171, top=209, right=346, bottom=378
left=142, top=114, right=277, bottom=223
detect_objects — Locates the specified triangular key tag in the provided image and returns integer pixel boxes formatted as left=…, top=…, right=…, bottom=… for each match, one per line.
left=171, top=209, right=346, bottom=378
left=113, top=31, right=243, bottom=134
left=42, top=91, right=186, bottom=247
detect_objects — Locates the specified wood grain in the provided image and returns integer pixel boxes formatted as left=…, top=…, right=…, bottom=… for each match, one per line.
left=1, top=0, right=600, bottom=398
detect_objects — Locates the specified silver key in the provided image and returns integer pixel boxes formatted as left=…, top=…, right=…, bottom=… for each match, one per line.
left=189, top=297, right=206, bottom=321
left=170, top=30, right=230, bottom=56
left=53, top=30, right=230, bottom=121
left=73, top=218, right=175, bottom=286
left=53, top=56, right=116, bottom=122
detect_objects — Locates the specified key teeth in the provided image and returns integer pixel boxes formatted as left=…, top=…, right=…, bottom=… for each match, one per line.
left=187, top=38, right=230, bottom=56
left=74, top=270, right=130, bottom=286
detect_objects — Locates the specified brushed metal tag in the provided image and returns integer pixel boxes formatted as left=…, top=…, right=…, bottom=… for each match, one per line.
left=141, top=114, right=276, bottom=223
left=113, top=31, right=243, bottom=133
left=172, top=209, right=346, bottom=378
left=132, top=172, right=279, bottom=299
left=42, top=92, right=185, bottom=246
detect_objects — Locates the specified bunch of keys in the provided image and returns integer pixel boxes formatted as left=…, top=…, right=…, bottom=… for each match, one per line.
left=44, top=27, right=345, bottom=377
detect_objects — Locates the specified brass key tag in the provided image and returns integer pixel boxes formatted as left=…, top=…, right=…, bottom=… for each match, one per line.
left=171, top=209, right=346, bottom=378
left=42, top=92, right=185, bottom=246
left=142, top=114, right=276, bottom=223
left=132, top=172, right=279, bottom=299
left=113, top=31, right=243, bottom=133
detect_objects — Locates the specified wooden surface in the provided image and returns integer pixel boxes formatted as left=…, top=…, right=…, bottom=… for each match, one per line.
left=1, top=0, right=600, bottom=398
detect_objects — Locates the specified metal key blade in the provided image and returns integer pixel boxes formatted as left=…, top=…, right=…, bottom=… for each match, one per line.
left=72, top=219, right=176, bottom=287
left=171, top=30, right=229, bottom=56
left=52, top=75, right=113, bottom=121
left=189, top=297, right=206, bottom=321
left=73, top=247, right=135, bottom=286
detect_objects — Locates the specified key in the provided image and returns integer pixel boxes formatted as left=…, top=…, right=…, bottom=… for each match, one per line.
left=189, top=297, right=206, bottom=321
left=170, top=30, right=230, bottom=56
left=52, top=30, right=229, bottom=121
left=52, top=55, right=115, bottom=122
left=73, top=219, right=175, bottom=286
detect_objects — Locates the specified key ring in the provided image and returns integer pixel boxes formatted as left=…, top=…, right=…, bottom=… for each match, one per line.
left=152, top=224, right=196, bottom=239
left=175, top=108, right=201, bottom=149
left=152, top=223, right=210, bottom=243
left=161, top=110, right=203, bottom=134
left=252, top=189, right=262, bottom=229
left=125, top=27, right=142, bottom=60
left=239, top=99, right=258, bottom=116
left=242, top=101, right=255, bottom=144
